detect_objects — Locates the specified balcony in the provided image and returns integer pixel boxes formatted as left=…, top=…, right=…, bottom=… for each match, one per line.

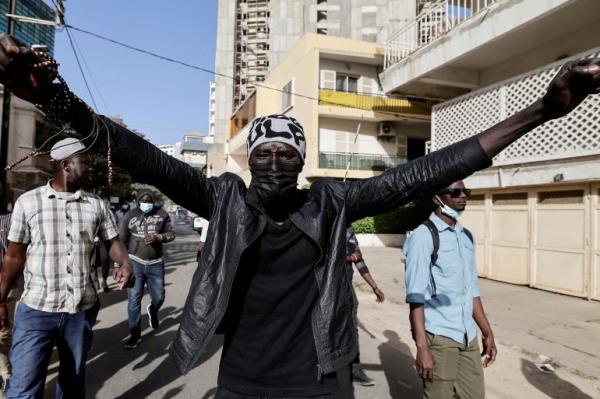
left=380, top=0, right=600, bottom=97
left=431, top=47, right=600, bottom=166
left=318, top=89, right=434, bottom=117
left=319, top=152, right=407, bottom=172
left=384, top=0, right=499, bottom=69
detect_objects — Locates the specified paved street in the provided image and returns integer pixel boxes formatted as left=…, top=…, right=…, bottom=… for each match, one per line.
left=39, top=226, right=600, bottom=398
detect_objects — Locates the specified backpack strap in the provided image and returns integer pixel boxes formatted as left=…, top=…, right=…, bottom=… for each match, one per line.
left=422, top=220, right=439, bottom=297
left=463, top=227, right=474, bottom=244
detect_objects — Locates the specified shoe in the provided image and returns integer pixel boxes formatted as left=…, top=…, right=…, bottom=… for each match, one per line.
left=101, top=280, right=110, bottom=293
left=147, top=304, right=159, bottom=329
left=123, top=334, right=141, bottom=349
left=351, top=366, right=375, bottom=386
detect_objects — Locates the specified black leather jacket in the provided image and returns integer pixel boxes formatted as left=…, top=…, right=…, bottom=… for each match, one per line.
left=98, top=118, right=491, bottom=374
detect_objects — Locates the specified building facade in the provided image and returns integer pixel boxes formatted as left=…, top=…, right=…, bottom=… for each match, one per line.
left=1, top=0, right=57, bottom=205
left=226, top=34, right=434, bottom=184
left=212, top=0, right=417, bottom=175
left=381, top=0, right=600, bottom=300
left=0, top=0, right=56, bottom=54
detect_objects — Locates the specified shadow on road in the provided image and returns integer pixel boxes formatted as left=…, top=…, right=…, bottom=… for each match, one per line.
left=115, top=334, right=224, bottom=398
left=521, top=358, right=594, bottom=399
left=334, top=328, right=421, bottom=399
left=42, top=236, right=202, bottom=398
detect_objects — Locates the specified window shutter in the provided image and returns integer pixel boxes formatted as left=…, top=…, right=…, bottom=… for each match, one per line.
left=320, top=70, right=336, bottom=90
left=359, top=77, right=374, bottom=95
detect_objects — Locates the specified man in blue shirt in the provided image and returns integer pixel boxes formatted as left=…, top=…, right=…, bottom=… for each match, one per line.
left=404, top=180, right=496, bottom=398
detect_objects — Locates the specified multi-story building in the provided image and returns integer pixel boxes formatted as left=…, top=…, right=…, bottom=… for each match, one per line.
left=381, top=0, right=600, bottom=300
left=227, top=33, right=435, bottom=184
left=158, top=144, right=176, bottom=158
left=1, top=0, right=57, bottom=205
left=179, top=133, right=211, bottom=174
left=0, top=0, right=56, bottom=54
left=212, top=0, right=417, bottom=175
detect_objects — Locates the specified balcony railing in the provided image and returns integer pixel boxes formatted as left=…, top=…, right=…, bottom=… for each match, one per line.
left=384, top=0, right=499, bottom=69
left=319, top=152, right=407, bottom=172
left=432, top=47, right=600, bottom=166
left=319, top=89, right=434, bottom=116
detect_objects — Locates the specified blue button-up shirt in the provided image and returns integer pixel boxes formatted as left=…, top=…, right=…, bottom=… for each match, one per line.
left=403, top=213, right=480, bottom=344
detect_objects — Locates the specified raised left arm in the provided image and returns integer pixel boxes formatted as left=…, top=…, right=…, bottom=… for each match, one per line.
left=345, top=59, right=600, bottom=222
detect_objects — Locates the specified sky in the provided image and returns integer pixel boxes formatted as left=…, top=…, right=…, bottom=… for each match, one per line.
left=48, top=1, right=218, bottom=146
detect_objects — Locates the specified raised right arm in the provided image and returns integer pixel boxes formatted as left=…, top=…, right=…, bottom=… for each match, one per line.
left=0, top=35, right=218, bottom=218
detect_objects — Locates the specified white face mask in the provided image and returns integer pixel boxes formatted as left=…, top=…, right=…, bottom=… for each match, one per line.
left=435, top=195, right=462, bottom=220
left=139, top=202, right=154, bottom=214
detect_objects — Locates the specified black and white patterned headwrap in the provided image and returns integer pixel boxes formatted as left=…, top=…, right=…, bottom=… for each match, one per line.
left=247, top=114, right=306, bottom=162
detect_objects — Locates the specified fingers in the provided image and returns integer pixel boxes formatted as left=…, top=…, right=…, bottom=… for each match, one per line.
left=416, top=359, right=435, bottom=381
left=424, top=365, right=434, bottom=381
left=484, top=347, right=498, bottom=368
left=482, top=344, right=498, bottom=367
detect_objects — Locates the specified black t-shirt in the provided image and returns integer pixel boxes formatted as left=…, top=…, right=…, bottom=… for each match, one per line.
left=218, top=218, right=338, bottom=396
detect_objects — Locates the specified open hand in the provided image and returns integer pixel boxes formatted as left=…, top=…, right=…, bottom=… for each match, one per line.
left=543, top=58, right=600, bottom=119
left=416, top=347, right=435, bottom=381
left=113, top=264, right=135, bottom=290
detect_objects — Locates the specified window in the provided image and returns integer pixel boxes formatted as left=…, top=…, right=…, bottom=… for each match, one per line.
left=493, top=192, right=527, bottom=205
left=538, top=190, right=583, bottom=205
left=282, top=80, right=293, bottom=110
left=336, top=74, right=358, bottom=93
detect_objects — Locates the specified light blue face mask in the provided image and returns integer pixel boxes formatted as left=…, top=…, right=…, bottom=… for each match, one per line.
left=139, top=202, right=154, bottom=214
left=435, top=195, right=462, bottom=220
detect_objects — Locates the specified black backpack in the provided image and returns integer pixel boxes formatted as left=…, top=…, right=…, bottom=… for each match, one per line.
left=422, top=220, right=473, bottom=297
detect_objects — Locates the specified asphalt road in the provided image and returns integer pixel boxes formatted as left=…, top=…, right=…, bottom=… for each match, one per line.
left=39, top=227, right=411, bottom=398
left=37, top=229, right=600, bottom=398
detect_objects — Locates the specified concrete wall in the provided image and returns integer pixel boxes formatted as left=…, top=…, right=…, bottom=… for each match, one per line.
left=318, top=117, right=405, bottom=156
left=356, top=233, right=406, bottom=248
left=320, top=59, right=382, bottom=94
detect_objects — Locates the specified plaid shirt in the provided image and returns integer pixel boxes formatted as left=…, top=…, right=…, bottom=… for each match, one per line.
left=8, top=182, right=118, bottom=313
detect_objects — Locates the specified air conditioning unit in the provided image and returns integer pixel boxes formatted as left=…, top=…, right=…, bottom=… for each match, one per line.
left=378, top=122, right=395, bottom=138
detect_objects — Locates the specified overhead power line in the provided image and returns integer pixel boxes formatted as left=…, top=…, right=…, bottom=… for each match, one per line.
left=63, top=24, right=432, bottom=118
left=64, top=25, right=99, bottom=111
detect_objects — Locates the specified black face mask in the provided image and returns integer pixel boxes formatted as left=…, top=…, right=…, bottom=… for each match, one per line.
left=249, top=161, right=301, bottom=205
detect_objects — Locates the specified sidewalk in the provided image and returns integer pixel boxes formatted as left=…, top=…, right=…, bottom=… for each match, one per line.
left=356, top=246, right=600, bottom=399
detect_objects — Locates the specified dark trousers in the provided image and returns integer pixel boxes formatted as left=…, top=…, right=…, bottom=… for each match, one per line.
left=127, top=260, right=165, bottom=331
left=6, top=301, right=99, bottom=399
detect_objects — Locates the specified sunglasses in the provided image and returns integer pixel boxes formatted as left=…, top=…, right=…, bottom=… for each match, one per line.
left=439, top=188, right=472, bottom=198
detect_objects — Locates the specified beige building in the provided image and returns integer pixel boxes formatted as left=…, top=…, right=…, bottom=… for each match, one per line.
left=212, top=0, right=418, bottom=176
left=1, top=89, right=53, bottom=205
left=381, top=0, right=600, bottom=300
left=226, top=33, right=436, bottom=184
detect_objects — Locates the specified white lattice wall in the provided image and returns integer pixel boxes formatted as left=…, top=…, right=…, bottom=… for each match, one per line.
left=432, top=48, right=600, bottom=166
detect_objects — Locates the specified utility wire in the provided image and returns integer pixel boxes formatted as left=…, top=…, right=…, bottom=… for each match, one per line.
left=68, top=28, right=112, bottom=114
left=64, top=24, right=432, bottom=118
left=64, top=25, right=99, bottom=111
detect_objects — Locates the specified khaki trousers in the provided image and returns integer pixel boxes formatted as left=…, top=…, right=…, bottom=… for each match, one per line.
left=423, top=332, right=485, bottom=399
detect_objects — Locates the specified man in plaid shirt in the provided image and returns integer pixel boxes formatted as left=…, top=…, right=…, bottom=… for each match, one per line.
left=0, top=138, right=134, bottom=399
